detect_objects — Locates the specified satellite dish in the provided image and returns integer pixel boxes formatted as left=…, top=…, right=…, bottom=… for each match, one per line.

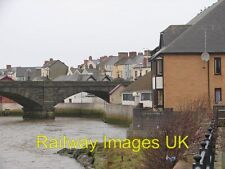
left=201, top=52, right=210, bottom=62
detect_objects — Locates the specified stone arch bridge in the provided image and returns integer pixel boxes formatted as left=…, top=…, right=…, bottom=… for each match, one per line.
left=0, top=81, right=131, bottom=119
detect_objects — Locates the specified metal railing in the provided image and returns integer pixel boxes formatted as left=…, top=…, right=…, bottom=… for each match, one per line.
left=192, top=120, right=217, bottom=169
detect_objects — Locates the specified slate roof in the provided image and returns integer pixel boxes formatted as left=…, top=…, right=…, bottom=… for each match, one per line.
left=160, top=25, right=191, bottom=47
left=161, top=0, right=225, bottom=54
left=0, top=67, right=40, bottom=79
left=70, top=67, right=82, bottom=74
left=0, top=67, right=16, bottom=76
left=105, top=56, right=120, bottom=65
left=16, top=67, right=38, bottom=77
left=123, top=72, right=152, bottom=92
left=150, top=0, right=225, bottom=61
left=115, top=55, right=144, bottom=66
left=97, top=56, right=120, bottom=71
left=42, top=60, right=58, bottom=68
left=187, top=1, right=221, bottom=25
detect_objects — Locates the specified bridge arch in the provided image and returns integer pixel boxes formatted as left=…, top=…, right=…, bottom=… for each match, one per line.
left=0, top=91, right=43, bottom=112
left=54, top=90, right=110, bottom=106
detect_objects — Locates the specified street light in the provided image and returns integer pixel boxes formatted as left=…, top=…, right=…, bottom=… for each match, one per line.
left=201, top=31, right=210, bottom=106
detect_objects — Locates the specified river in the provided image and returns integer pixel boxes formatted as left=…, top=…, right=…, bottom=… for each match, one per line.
left=0, top=117, right=127, bottom=169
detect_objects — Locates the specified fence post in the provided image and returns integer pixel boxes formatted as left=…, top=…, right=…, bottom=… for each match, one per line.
left=193, top=154, right=202, bottom=169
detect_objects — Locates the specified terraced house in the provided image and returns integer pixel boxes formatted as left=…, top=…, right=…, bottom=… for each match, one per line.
left=151, top=0, right=225, bottom=110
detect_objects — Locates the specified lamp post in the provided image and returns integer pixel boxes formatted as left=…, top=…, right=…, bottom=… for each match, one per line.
left=201, top=31, right=210, bottom=106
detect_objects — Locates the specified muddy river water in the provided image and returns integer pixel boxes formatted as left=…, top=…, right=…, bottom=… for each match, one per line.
left=0, top=117, right=127, bottom=169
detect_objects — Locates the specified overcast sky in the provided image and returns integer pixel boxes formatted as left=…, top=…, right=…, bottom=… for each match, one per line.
left=0, top=0, right=217, bottom=68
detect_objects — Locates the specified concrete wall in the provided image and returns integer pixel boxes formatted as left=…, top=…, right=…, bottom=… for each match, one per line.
left=55, top=103, right=134, bottom=121
left=105, top=103, right=134, bottom=121
left=55, top=103, right=105, bottom=110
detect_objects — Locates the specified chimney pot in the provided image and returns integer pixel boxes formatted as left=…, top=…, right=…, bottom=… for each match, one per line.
left=6, top=65, right=11, bottom=70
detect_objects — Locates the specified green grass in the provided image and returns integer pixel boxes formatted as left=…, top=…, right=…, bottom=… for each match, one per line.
left=55, top=108, right=104, bottom=118
left=0, top=108, right=132, bottom=126
left=90, top=143, right=142, bottom=169
left=0, top=109, right=23, bottom=116
left=103, top=114, right=131, bottom=127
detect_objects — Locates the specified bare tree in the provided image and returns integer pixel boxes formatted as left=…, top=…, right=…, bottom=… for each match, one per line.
left=142, top=98, right=211, bottom=169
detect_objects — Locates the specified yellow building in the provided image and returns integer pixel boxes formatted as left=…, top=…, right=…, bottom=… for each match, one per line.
left=112, top=52, right=147, bottom=81
left=151, top=1, right=225, bottom=110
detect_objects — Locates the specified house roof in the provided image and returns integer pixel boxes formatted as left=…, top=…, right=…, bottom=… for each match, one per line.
left=109, top=84, right=125, bottom=95
left=160, top=25, right=191, bottom=47
left=15, top=67, right=38, bottom=77
left=0, top=67, right=16, bottom=76
left=42, top=60, right=58, bottom=68
left=42, top=59, right=68, bottom=68
left=115, top=55, right=144, bottom=66
left=97, top=56, right=119, bottom=71
left=187, top=1, right=221, bottom=25
left=0, top=75, right=14, bottom=81
left=160, top=0, right=225, bottom=54
left=115, top=57, right=128, bottom=65
left=105, top=56, right=120, bottom=65
left=123, top=72, right=152, bottom=92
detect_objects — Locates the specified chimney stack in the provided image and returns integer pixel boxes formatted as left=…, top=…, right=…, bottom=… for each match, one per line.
left=144, top=50, right=151, bottom=56
left=84, top=60, right=88, bottom=64
left=143, top=58, right=148, bottom=67
left=129, top=51, right=137, bottom=58
left=118, top=52, right=129, bottom=59
left=100, top=56, right=108, bottom=62
left=6, top=65, right=11, bottom=70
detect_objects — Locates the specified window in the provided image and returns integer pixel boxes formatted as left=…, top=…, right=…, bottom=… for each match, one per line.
left=214, top=57, right=221, bottom=75
left=157, top=90, right=163, bottom=106
left=89, top=64, right=94, bottom=69
left=69, top=99, right=72, bottom=103
left=215, top=88, right=222, bottom=104
left=141, top=93, right=152, bottom=101
left=156, top=59, right=163, bottom=76
left=123, top=94, right=135, bottom=101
